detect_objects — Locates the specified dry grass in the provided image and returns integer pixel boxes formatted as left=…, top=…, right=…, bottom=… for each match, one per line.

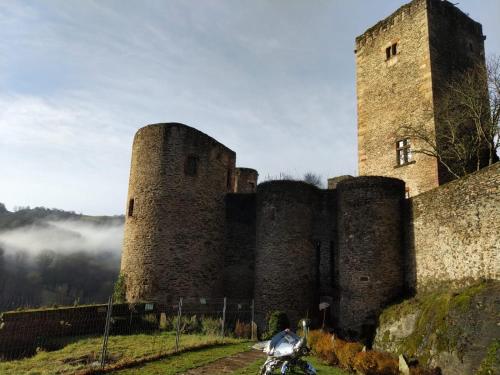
left=0, top=332, right=242, bottom=375
left=308, top=330, right=441, bottom=375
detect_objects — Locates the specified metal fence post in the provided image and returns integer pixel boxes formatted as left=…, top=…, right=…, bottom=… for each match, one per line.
left=221, top=297, right=227, bottom=342
left=175, top=297, right=183, bottom=352
left=251, top=299, right=255, bottom=341
left=100, top=296, right=113, bottom=369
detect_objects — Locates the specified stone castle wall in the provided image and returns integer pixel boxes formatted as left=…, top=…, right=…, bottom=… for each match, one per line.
left=224, top=193, right=256, bottom=299
left=254, top=181, right=319, bottom=327
left=121, top=123, right=236, bottom=303
left=336, top=177, right=405, bottom=334
left=405, top=162, right=500, bottom=292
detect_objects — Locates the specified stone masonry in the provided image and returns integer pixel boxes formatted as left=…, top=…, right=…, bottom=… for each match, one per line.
left=120, top=0, right=499, bottom=337
left=356, top=0, right=488, bottom=197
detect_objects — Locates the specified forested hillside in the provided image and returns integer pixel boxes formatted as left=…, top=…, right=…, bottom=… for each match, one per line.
left=0, top=203, right=124, bottom=311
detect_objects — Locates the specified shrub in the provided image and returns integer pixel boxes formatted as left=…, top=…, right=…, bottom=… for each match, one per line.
left=310, top=330, right=339, bottom=366
left=410, top=367, right=442, bottom=375
left=234, top=320, right=251, bottom=339
left=334, top=339, right=364, bottom=371
left=201, top=317, right=221, bottom=336
left=353, top=351, right=398, bottom=375
left=265, top=311, right=290, bottom=339
left=179, top=315, right=201, bottom=334
left=307, top=329, right=323, bottom=350
left=159, top=314, right=176, bottom=331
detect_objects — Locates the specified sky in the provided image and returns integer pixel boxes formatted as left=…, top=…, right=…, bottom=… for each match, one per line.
left=0, top=1, right=499, bottom=215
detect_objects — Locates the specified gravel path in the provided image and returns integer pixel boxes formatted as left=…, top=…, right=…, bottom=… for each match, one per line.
left=180, top=349, right=265, bottom=374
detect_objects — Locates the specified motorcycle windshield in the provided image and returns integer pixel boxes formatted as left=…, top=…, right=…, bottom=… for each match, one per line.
left=269, top=331, right=300, bottom=358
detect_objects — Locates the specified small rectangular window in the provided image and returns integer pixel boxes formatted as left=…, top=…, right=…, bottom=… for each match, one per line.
left=128, top=198, right=134, bottom=217
left=396, top=138, right=413, bottom=166
left=386, top=43, right=398, bottom=60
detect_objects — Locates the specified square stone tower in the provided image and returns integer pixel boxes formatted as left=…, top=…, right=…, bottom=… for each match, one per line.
left=356, top=0, right=487, bottom=196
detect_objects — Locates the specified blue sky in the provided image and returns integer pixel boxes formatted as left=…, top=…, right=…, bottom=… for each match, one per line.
left=1, top=0, right=499, bottom=215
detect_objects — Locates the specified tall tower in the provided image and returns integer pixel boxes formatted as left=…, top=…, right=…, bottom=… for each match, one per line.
left=121, top=123, right=236, bottom=303
left=356, top=0, right=487, bottom=196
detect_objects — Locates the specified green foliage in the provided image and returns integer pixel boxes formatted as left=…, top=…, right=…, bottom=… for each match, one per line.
left=476, top=339, right=500, bottom=375
left=178, top=315, right=202, bottom=334
left=113, top=273, right=127, bottom=303
left=201, top=316, right=221, bottom=336
left=264, top=311, right=290, bottom=339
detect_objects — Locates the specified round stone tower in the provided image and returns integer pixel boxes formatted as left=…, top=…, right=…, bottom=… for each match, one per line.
left=121, top=123, right=236, bottom=303
left=254, top=181, right=319, bottom=328
left=336, top=176, right=405, bottom=336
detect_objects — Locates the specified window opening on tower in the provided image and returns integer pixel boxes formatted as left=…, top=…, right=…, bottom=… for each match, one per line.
left=396, top=138, right=413, bottom=166
left=128, top=198, right=134, bottom=217
left=386, top=43, right=398, bottom=60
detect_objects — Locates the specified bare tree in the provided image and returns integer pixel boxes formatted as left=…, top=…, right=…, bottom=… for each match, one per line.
left=397, top=55, right=500, bottom=179
left=303, top=172, right=323, bottom=188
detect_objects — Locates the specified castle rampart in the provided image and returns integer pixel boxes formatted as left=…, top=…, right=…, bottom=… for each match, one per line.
left=224, top=193, right=256, bottom=299
left=336, top=177, right=405, bottom=334
left=405, top=162, right=500, bottom=292
left=254, top=181, right=319, bottom=327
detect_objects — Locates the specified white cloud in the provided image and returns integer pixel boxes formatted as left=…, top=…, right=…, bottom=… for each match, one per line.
left=0, top=0, right=497, bottom=214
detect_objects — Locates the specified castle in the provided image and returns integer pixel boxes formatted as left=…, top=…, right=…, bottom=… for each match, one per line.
left=120, top=0, right=499, bottom=336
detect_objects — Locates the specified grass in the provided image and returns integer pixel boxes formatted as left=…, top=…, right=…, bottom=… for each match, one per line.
left=114, top=342, right=253, bottom=374
left=0, top=332, right=242, bottom=375
left=233, top=355, right=350, bottom=375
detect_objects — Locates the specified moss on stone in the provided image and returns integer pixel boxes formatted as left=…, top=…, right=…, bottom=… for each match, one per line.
left=476, top=339, right=500, bottom=375
left=376, top=280, right=494, bottom=367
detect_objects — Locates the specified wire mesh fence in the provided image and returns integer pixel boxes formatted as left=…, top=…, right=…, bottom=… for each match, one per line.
left=0, top=296, right=256, bottom=372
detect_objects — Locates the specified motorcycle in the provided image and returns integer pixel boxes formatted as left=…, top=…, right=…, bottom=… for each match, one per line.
left=257, top=319, right=317, bottom=375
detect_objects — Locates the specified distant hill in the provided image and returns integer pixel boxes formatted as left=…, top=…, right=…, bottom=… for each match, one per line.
left=0, top=204, right=124, bottom=231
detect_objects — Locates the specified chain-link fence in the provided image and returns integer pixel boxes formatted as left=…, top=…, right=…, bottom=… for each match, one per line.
left=0, top=296, right=256, bottom=372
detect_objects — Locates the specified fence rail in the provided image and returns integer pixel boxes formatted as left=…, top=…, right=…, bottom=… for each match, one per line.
left=0, top=296, right=257, bottom=371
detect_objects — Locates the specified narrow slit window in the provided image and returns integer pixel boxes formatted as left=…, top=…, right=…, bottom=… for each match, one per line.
left=392, top=43, right=397, bottom=55
left=185, top=155, right=199, bottom=176
left=386, top=46, right=391, bottom=60
left=128, top=198, right=134, bottom=217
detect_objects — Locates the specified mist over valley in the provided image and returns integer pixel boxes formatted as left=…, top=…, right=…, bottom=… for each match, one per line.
left=0, top=203, right=124, bottom=311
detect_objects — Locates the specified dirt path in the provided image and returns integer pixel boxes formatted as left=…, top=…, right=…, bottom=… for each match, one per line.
left=180, top=349, right=265, bottom=374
